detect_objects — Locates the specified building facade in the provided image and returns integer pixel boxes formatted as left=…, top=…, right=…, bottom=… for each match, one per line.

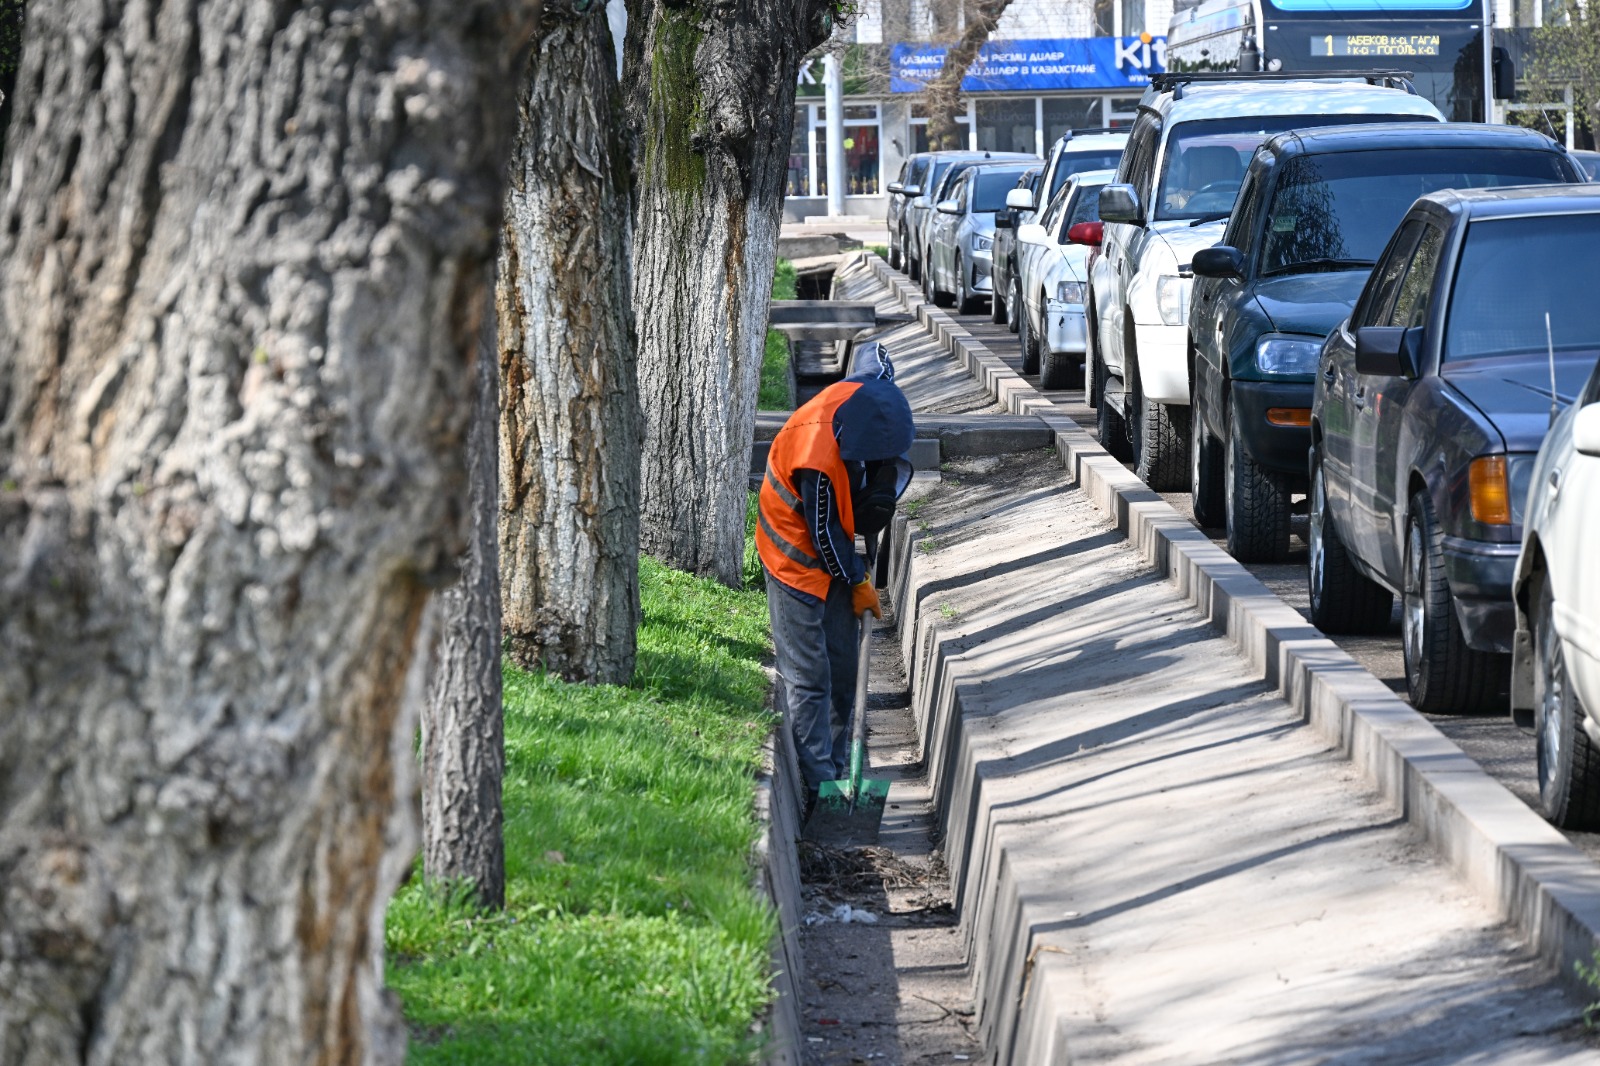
left=785, top=0, right=1173, bottom=220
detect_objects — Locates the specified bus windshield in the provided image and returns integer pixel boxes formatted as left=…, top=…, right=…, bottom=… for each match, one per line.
left=1155, top=114, right=1431, bottom=221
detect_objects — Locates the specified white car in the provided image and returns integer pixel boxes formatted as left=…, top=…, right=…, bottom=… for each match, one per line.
left=1511, top=350, right=1600, bottom=829
left=1013, top=170, right=1113, bottom=390
left=1090, top=71, right=1442, bottom=485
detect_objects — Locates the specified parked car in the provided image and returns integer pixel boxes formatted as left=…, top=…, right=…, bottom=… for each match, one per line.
left=994, top=129, right=1129, bottom=330
left=1308, top=184, right=1600, bottom=713
left=1571, top=149, right=1600, bottom=181
left=1013, top=170, right=1114, bottom=387
left=903, top=151, right=1032, bottom=282
left=887, top=154, right=936, bottom=271
left=990, top=166, right=1042, bottom=325
left=1189, top=123, right=1583, bottom=560
left=1512, top=347, right=1600, bottom=829
left=1091, top=71, right=1442, bottom=483
left=913, top=151, right=1034, bottom=288
left=925, top=161, right=1036, bottom=315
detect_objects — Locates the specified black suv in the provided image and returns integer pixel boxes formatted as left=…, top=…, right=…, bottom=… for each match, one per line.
left=1189, top=123, right=1583, bottom=562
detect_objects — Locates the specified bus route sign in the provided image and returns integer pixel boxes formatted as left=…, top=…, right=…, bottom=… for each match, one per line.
left=1309, top=32, right=1442, bottom=56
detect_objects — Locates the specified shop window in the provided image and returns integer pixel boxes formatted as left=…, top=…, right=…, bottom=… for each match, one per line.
left=976, top=98, right=1037, bottom=155
left=910, top=102, right=969, bottom=154
left=1043, top=97, right=1103, bottom=147
left=787, top=106, right=811, bottom=198
left=817, top=104, right=883, bottom=196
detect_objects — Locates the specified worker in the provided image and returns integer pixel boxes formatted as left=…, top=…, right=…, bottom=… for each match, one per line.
left=757, top=344, right=914, bottom=817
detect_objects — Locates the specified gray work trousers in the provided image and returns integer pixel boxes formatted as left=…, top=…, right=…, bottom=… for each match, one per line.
left=766, top=571, right=861, bottom=793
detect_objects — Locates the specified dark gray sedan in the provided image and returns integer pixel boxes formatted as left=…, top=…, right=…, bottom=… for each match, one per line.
left=1309, top=183, right=1600, bottom=713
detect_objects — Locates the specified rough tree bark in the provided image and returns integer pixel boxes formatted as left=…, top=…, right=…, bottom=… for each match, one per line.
left=418, top=304, right=506, bottom=911
left=925, top=0, right=1016, bottom=150
left=499, top=5, right=642, bottom=683
left=623, top=0, right=834, bottom=586
left=0, top=2, right=532, bottom=1063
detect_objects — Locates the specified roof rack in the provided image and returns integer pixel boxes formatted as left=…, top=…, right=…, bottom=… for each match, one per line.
left=1148, top=69, right=1416, bottom=99
left=1065, top=126, right=1126, bottom=138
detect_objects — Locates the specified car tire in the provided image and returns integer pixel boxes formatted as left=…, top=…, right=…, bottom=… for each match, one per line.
left=890, top=230, right=903, bottom=272
left=956, top=256, right=981, bottom=315
left=1223, top=401, right=1290, bottom=562
left=1018, top=301, right=1041, bottom=375
left=1006, top=276, right=1021, bottom=333
left=1095, top=353, right=1132, bottom=461
left=1402, top=489, right=1511, bottom=713
left=922, top=258, right=936, bottom=304
left=907, top=243, right=921, bottom=282
left=1129, top=342, right=1188, bottom=493
left=990, top=265, right=1008, bottom=323
left=1307, top=447, right=1392, bottom=633
left=1086, top=298, right=1102, bottom=408
left=1190, top=411, right=1226, bottom=529
left=1040, top=343, right=1080, bottom=391
left=1533, top=576, right=1600, bottom=828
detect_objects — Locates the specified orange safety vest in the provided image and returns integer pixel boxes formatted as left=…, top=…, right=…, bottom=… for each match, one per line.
left=757, top=381, right=862, bottom=599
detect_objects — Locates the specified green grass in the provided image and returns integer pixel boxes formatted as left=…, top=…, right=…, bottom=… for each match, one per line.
left=758, top=260, right=799, bottom=411
left=867, top=244, right=888, bottom=260
left=388, top=556, right=778, bottom=1065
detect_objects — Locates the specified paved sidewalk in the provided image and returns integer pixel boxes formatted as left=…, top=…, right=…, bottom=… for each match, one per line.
left=891, top=454, right=1594, bottom=1064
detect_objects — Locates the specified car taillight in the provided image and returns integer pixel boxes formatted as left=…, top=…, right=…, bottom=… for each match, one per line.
left=1468, top=455, right=1511, bottom=525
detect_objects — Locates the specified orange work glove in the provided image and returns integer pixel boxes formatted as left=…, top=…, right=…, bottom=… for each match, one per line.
left=852, top=580, right=882, bottom=619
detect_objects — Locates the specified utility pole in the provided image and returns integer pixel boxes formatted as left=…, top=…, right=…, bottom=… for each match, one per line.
left=825, top=50, right=847, bottom=217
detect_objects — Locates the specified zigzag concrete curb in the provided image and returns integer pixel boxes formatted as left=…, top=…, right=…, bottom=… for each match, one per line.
left=863, top=252, right=1600, bottom=1001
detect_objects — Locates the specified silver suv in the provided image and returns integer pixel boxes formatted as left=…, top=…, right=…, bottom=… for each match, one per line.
left=1088, top=71, right=1441, bottom=488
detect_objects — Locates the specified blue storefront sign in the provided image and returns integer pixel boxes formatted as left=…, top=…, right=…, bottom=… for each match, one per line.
left=890, top=36, right=1167, bottom=93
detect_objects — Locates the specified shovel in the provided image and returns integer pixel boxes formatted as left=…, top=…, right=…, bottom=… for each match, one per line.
left=808, top=535, right=890, bottom=846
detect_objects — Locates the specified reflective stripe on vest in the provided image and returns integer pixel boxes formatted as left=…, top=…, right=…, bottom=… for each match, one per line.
left=757, top=380, right=861, bottom=599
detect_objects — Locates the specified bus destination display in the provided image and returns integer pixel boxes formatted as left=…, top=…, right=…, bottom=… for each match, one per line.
left=1309, top=33, right=1441, bottom=56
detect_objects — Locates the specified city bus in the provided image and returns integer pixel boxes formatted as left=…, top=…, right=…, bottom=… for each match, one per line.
left=1165, top=0, right=1495, bottom=122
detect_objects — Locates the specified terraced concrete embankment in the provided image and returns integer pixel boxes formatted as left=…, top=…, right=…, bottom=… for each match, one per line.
left=819, top=252, right=1600, bottom=1063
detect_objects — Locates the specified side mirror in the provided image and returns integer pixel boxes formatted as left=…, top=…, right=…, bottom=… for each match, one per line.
left=1016, top=222, right=1049, bottom=245
left=1354, top=326, right=1422, bottom=379
left=1006, top=188, right=1036, bottom=211
left=936, top=199, right=961, bottom=215
left=995, top=212, right=1013, bottom=230
left=888, top=181, right=905, bottom=194
left=1099, top=184, right=1143, bottom=225
left=1067, top=221, right=1104, bottom=247
left=1575, top=403, right=1600, bottom=458
left=902, top=184, right=922, bottom=197
left=1192, top=245, right=1243, bottom=279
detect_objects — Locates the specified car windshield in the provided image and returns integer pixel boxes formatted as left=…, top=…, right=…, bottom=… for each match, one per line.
left=1156, top=114, right=1432, bottom=221
left=1444, top=213, right=1600, bottom=361
left=1260, top=149, right=1573, bottom=276
left=924, top=161, right=954, bottom=199
left=1048, top=150, right=1125, bottom=202
left=973, top=168, right=1032, bottom=212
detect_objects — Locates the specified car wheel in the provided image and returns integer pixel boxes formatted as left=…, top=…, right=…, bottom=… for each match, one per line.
left=1129, top=338, right=1188, bottom=493
left=1402, top=489, right=1511, bottom=713
left=1006, top=276, right=1021, bottom=333
left=1018, top=301, right=1041, bottom=375
left=990, top=265, right=1009, bottom=323
left=1086, top=297, right=1102, bottom=408
left=890, top=231, right=903, bottom=272
left=1534, top=576, right=1600, bottom=828
left=1307, top=447, right=1392, bottom=633
left=1223, top=400, right=1289, bottom=562
left=1040, top=343, right=1080, bottom=391
left=1095, top=353, right=1131, bottom=461
left=922, top=258, right=935, bottom=303
left=1190, top=408, right=1225, bottom=529
left=956, top=256, right=981, bottom=315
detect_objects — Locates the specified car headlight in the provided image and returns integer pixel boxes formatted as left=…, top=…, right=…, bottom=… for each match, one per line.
left=1157, top=275, right=1191, bottom=326
left=1256, top=334, right=1323, bottom=376
left=973, top=234, right=993, bottom=252
left=1055, top=280, right=1087, bottom=304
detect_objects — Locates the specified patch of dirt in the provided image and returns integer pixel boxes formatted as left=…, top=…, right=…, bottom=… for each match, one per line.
left=795, top=600, right=983, bottom=1066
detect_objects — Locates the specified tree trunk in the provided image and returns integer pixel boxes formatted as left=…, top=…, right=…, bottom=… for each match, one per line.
left=0, top=3, right=532, bottom=1063
left=419, top=303, right=506, bottom=911
left=924, top=0, right=1015, bottom=150
left=623, top=0, right=832, bottom=587
left=499, top=7, right=642, bottom=684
